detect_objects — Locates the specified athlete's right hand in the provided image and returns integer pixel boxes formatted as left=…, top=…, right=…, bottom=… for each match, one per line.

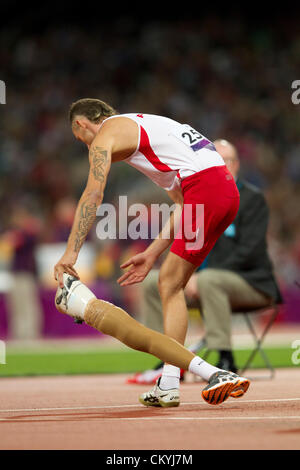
left=54, top=252, right=79, bottom=288
left=117, top=252, right=156, bottom=287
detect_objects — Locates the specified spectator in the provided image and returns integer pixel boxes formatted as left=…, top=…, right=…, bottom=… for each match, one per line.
left=4, top=206, right=43, bottom=339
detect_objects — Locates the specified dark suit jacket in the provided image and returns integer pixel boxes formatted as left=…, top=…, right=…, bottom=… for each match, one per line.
left=202, top=178, right=283, bottom=304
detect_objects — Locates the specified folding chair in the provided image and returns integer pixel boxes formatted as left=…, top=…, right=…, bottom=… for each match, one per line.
left=199, top=302, right=280, bottom=380
left=233, top=303, right=280, bottom=380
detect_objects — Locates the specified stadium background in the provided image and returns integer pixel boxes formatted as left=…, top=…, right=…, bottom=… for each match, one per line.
left=0, top=3, right=299, bottom=375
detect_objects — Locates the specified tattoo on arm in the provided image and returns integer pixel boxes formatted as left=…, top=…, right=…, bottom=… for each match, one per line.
left=90, top=146, right=108, bottom=182
left=74, top=200, right=97, bottom=253
left=71, top=146, right=110, bottom=254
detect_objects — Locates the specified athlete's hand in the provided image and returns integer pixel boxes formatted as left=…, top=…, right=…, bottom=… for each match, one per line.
left=117, top=252, right=156, bottom=287
left=54, top=252, right=80, bottom=288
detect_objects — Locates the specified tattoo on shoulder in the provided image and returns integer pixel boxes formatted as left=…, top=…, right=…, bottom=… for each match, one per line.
left=90, top=146, right=108, bottom=182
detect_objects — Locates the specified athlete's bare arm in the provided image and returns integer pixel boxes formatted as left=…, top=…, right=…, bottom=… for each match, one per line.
left=118, top=188, right=183, bottom=287
left=145, top=188, right=183, bottom=257
left=54, top=118, right=139, bottom=287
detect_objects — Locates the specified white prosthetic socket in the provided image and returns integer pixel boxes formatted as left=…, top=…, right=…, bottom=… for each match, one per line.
left=55, top=273, right=96, bottom=322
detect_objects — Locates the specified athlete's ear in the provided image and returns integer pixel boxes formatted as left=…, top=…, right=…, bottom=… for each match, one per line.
left=75, top=118, right=86, bottom=129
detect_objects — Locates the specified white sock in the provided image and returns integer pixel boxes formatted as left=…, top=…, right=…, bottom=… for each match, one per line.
left=159, top=364, right=180, bottom=390
left=188, top=356, right=221, bottom=382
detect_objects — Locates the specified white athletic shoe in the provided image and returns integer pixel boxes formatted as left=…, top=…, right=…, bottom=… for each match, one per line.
left=55, top=273, right=96, bottom=322
left=139, top=377, right=180, bottom=408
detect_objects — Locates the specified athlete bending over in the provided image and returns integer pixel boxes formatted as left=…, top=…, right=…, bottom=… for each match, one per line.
left=54, top=98, right=250, bottom=406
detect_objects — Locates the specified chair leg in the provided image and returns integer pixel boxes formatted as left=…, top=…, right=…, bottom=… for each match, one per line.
left=240, top=308, right=278, bottom=379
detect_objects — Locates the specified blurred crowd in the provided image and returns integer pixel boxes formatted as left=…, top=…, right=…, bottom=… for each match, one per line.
left=0, top=15, right=300, bottom=302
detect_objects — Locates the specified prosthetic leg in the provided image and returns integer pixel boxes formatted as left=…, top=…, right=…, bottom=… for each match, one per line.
left=55, top=274, right=193, bottom=370
left=55, top=274, right=250, bottom=405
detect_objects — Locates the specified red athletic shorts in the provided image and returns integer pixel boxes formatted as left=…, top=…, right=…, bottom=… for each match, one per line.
left=170, top=165, right=240, bottom=266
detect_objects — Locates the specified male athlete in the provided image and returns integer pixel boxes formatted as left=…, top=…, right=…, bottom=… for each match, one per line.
left=54, top=98, right=250, bottom=406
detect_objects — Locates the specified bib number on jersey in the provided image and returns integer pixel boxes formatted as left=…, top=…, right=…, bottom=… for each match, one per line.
left=172, top=125, right=213, bottom=152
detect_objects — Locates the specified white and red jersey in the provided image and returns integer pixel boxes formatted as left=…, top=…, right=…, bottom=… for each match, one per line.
left=105, top=113, right=225, bottom=192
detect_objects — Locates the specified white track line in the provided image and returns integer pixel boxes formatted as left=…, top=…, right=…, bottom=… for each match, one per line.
left=83, top=415, right=300, bottom=421
left=71, top=416, right=300, bottom=421
left=0, top=397, right=299, bottom=414
left=0, top=416, right=300, bottom=422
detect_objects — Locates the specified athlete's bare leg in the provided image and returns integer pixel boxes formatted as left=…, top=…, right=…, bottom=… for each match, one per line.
left=158, top=251, right=196, bottom=345
left=157, top=252, right=196, bottom=389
